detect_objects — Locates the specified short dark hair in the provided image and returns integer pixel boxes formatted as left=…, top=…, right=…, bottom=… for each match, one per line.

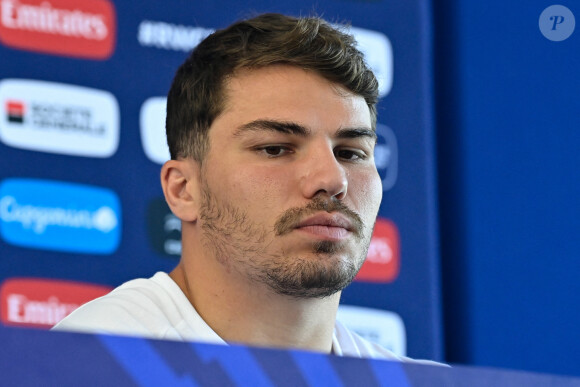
left=166, top=13, right=379, bottom=161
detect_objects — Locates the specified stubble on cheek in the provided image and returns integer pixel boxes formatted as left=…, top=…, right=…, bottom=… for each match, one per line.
left=196, top=171, right=380, bottom=298
left=198, top=180, right=270, bottom=271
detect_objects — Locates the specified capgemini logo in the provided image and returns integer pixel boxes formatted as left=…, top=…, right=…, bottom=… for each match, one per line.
left=0, top=178, right=121, bottom=254
left=0, top=197, right=119, bottom=234
left=92, top=206, right=118, bottom=233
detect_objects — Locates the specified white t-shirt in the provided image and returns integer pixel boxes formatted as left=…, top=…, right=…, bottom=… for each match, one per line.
left=52, top=272, right=439, bottom=365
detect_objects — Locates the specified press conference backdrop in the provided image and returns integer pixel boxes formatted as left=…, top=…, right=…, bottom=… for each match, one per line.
left=435, top=0, right=580, bottom=378
left=0, top=0, right=442, bottom=362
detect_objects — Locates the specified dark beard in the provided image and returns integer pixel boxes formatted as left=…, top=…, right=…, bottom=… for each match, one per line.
left=256, top=247, right=361, bottom=298
left=199, top=179, right=371, bottom=299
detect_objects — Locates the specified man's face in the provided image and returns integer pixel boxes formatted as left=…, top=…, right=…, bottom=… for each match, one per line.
left=197, top=65, right=382, bottom=298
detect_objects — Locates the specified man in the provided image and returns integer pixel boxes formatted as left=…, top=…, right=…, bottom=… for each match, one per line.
left=53, top=13, right=435, bottom=363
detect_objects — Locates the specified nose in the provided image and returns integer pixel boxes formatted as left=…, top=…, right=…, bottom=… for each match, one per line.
left=299, top=145, right=348, bottom=200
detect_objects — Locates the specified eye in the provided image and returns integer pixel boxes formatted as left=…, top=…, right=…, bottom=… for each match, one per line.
left=257, top=145, right=292, bottom=157
left=335, top=148, right=366, bottom=161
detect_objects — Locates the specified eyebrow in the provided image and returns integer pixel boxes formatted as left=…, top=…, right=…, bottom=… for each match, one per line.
left=335, top=127, right=377, bottom=142
left=234, top=119, right=310, bottom=137
left=234, top=119, right=376, bottom=141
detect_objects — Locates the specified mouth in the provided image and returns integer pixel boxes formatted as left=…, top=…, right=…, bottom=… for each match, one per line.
left=293, top=213, right=354, bottom=241
left=274, top=197, right=364, bottom=239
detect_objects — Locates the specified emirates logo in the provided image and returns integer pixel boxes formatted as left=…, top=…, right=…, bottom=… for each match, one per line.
left=0, top=0, right=116, bottom=59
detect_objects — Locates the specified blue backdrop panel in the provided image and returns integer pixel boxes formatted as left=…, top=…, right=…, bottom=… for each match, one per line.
left=436, top=0, right=580, bottom=377
left=0, top=0, right=442, bottom=361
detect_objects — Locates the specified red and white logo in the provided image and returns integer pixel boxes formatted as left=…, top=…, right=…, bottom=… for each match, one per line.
left=355, top=217, right=400, bottom=283
left=0, top=0, right=116, bottom=59
left=0, top=277, right=112, bottom=328
left=5, top=99, right=24, bottom=123
left=0, top=79, right=120, bottom=158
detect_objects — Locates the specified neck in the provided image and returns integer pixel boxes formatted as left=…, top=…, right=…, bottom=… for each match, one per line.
left=169, top=258, right=340, bottom=353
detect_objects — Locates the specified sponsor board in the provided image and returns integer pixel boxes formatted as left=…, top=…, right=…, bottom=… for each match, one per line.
left=348, top=26, right=393, bottom=97
left=0, top=79, right=119, bottom=157
left=147, top=198, right=180, bottom=258
left=337, top=304, right=406, bottom=356
left=137, top=20, right=213, bottom=52
left=140, top=97, right=170, bottom=164
left=0, top=178, right=121, bottom=254
left=355, top=217, right=400, bottom=283
left=375, top=123, right=398, bottom=192
left=0, top=277, right=112, bottom=328
left=0, top=0, right=116, bottom=59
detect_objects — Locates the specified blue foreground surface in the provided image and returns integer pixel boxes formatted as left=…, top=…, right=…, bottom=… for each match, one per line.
left=1, top=326, right=579, bottom=386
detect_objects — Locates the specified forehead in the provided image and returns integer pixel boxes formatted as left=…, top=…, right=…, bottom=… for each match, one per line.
left=215, top=65, right=372, bottom=131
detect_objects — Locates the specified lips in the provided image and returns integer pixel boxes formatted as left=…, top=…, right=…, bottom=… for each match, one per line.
left=295, top=213, right=354, bottom=231
left=292, top=213, right=355, bottom=241
left=274, top=197, right=363, bottom=238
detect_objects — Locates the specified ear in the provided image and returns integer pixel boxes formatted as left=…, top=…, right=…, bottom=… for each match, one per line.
left=160, top=159, right=201, bottom=222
